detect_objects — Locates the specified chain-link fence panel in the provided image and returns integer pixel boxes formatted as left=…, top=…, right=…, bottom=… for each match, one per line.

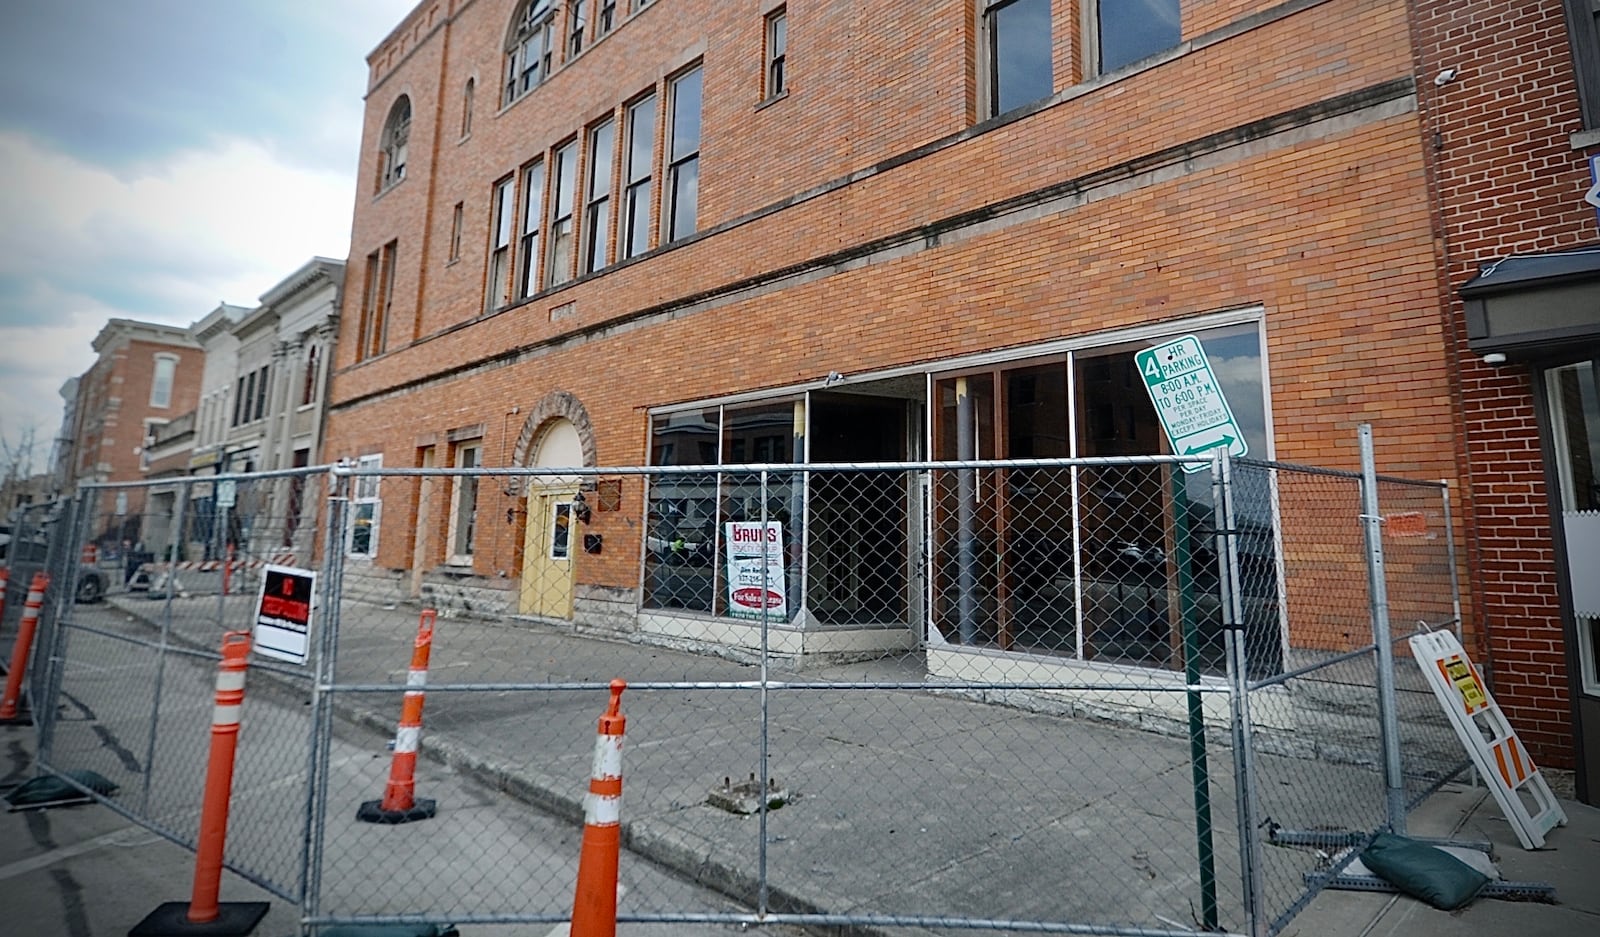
left=34, top=472, right=328, bottom=905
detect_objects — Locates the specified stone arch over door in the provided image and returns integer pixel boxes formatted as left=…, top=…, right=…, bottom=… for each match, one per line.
left=510, top=390, right=598, bottom=477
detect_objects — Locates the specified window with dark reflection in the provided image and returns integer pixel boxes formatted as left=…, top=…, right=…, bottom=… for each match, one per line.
left=1097, top=0, right=1181, bottom=75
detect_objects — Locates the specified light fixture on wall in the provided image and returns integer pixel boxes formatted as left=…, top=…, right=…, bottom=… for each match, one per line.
left=1482, top=353, right=1508, bottom=365
left=1434, top=67, right=1458, bottom=86
left=572, top=490, right=592, bottom=525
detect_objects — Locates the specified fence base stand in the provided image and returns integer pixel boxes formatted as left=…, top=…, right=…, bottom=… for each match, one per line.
left=0, top=709, right=33, bottom=727
left=128, top=901, right=270, bottom=937
left=356, top=796, right=437, bottom=824
left=3, top=770, right=118, bottom=811
left=1306, top=871, right=1556, bottom=903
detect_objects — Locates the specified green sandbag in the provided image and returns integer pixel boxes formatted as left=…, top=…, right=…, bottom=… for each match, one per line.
left=1360, top=832, right=1490, bottom=911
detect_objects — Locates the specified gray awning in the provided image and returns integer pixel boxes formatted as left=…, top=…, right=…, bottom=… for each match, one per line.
left=1459, top=247, right=1600, bottom=360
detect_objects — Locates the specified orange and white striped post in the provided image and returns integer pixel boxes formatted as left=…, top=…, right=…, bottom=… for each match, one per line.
left=356, top=609, right=438, bottom=823
left=130, top=631, right=269, bottom=936
left=570, top=679, right=627, bottom=937
left=0, top=572, right=49, bottom=724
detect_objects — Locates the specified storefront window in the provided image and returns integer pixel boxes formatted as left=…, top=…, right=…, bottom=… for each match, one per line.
left=644, top=409, right=719, bottom=612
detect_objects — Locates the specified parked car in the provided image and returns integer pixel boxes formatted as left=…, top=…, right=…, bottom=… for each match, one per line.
left=0, top=522, right=107, bottom=604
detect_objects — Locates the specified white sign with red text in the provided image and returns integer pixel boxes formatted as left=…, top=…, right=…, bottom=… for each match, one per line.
left=725, top=521, right=786, bottom=621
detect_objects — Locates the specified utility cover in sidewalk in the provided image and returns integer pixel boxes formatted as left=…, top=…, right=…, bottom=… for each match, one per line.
left=707, top=774, right=790, bottom=814
left=1136, top=335, right=1248, bottom=470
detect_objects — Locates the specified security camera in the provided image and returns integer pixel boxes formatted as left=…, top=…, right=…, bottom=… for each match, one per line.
left=1434, top=68, right=1458, bottom=86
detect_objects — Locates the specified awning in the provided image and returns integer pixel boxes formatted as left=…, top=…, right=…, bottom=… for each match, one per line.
left=1459, top=247, right=1600, bottom=360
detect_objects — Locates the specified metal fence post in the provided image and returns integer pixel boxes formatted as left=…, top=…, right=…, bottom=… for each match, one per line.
left=757, top=468, right=772, bottom=919
left=1359, top=424, right=1407, bottom=834
left=1171, top=465, right=1217, bottom=931
left=36, top=492, right=88, bottom=772
left=1216, top=451, right=1265, bottom=935
left=140, top=481, right=190, bottom=817
left=302, top=464, right=350, bottom=923
left=1440, top=480, right=1463, bottom=643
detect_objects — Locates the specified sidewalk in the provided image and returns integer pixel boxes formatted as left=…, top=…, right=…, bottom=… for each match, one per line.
left=73, top=592, right=1600, bottom=935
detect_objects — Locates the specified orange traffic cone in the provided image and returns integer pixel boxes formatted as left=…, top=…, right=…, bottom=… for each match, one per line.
left=0, top=572, right=49, bottom=725
left=570, top=679, right=627, bottom=937
left=129, top=631, right=269, bottom=936
left=357, top=609, right=438, bottom=823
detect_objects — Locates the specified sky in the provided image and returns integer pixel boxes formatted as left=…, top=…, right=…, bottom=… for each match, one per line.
left=0, top=0, right=417, bottom=473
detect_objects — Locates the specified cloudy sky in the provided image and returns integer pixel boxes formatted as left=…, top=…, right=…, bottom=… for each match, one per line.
left=0, top=0, right=416, bottom=471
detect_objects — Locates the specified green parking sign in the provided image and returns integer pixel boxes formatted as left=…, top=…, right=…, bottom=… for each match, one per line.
left=1135, top=335, right=1247, bottom=472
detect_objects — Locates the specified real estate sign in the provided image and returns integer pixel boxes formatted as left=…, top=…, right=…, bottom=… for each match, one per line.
left=725, top=521, right=786, bottom=621
left=253, top=564, right=316, bottom=665
left=1136, top=335, right=1248, bottom=472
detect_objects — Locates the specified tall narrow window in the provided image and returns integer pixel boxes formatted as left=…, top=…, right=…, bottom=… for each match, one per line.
left=1094, top=0, right=1180, bottom=75
left=583, top=118, right=615, bottom=274
left=568, top=0, right=588, bottom=57
left=460, top=78, right=475, bottom=137
left=242, top=371, right=257, bottom=423
left=149, top=354, right=178, bottom=408
left=666, top=66, right=702, bottom=242
left=253, top=364, right=270, bottom=421
left=984, top=0, right=1051, bottom=116
left=547, top=140, right=578, bottom=286
left=376, top=241, right=398, bottom=357
left=598, top=0, right=617, bottom=36
left=449, top=201, right=464, bottom=262
left=488, top=177, right=515, bottom=309
left=622, top=94, right=655, bottom=259
left=765, top=7, right=788, bottom=98
left=505, top=0, right=557, bottom=105
left=233, top=376, right=247, bottom=426
left=301, top=345, right=319, bottom=406
left=348, top=454, right=382, bottom=557
left=448, top=443, right=481, bottom=563
left=379, top=96, right=411, bottom=190
left=518, top=159, right=546, bottom=298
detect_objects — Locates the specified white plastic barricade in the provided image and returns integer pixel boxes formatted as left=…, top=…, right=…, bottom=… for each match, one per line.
left=1410, top=630, right=1567, bottom=849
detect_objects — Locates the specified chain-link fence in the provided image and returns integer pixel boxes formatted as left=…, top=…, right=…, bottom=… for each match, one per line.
left=15, top=445, right=1465, bottom=936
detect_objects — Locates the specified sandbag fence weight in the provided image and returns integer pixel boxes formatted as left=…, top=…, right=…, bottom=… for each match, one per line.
left=15, top=445, right=1463, bottom=936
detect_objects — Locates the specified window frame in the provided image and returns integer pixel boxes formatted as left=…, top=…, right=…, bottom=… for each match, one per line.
left=505, top=0, right=557, bottom=106
left=982, top=0, right=1053, bottom=118
left=583, top=117, right=616, bottom=275
left=447, top=442, right=482, bottom=565
left=461, top=77, right=475, bottom=138
left=379, top=96, right=412, bottom=191
left=568, top=0, right=588, bottom=59
left=598, top=0, right=617, bottom=36
left=622, top=93, right=657, bottom=260
left=149, top=353, right=178, bottom=409
left=764, top=6, right=788, bottom=100
left=518, top=159, right=547, bottom=298
left=488, top=176, right=516, bottom=310
left=449, top=201, right=464, bottom=263
left=1088, top=0, right=1182, bottom=78
left=347, top=453, right=383, bottom=559
left=547, top=140, right=579, bottom=287
left=301, top=344, right=320, bottom=407
left=1566, top=0, right=1600, bottom=130
left=665, top=65, right=703, bottom=243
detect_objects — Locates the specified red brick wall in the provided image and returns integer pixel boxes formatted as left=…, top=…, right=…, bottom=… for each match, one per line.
left=328, top=0, right=1469, bottom=661
left=1410, top=0, right=1598, bottom=766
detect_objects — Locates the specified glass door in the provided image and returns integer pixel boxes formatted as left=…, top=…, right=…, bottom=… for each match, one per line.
left=1548, top=359, right=1600, bottom=696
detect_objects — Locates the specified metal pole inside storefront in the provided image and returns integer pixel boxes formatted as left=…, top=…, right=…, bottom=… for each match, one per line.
left=955, top=378, right=977, bottom=644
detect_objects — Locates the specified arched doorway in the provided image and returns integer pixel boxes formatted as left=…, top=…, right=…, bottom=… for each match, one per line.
left=511, top=392, right=598, bottom=620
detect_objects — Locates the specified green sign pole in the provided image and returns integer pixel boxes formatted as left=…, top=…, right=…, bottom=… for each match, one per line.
left=1172, top=469, right=1218, bottom=930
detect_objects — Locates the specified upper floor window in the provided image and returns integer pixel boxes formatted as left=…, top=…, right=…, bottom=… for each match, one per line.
left=984, top=0, right=1051, bottom=117
left=666, top=65, right=703, bottom=242
left=1567, top=0, right=1600, bottom=129
left=583, top=118, right=616, bottom=274
left=598, top=0, right=617, bottom=36
left=379, top=96, right=411, bottom=191
left=449, top=201, right=464, bottom=262
left=461, top=78, right=475, bottom=138
left=358, top=241, right=398, bottom=361
left=150, top=354, right=178, bottom=408
left=622, top=94, right=656, bottom=260
left=301, top=344, right=320, bottom=406
left=1092, top=0, right=1180, bottom=76
left=548, top=140, right=579, bottom=286
left=568, top=0, right=588, bottom=58
left=506, top=0, right=557, bottom=106
left=489, top=177, right=516, bottom=310
left=519, top=159, right=547, bottom=298
left=765, top=7, right=788, bottom=99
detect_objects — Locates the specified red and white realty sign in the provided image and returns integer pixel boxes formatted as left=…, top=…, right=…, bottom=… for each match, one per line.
left=725, top=521, right=786, bottom=621
left=253, top=565, right=316, bottom=665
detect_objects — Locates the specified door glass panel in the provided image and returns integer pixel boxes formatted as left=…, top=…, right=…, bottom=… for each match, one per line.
left=549, top=502, right=571, bottom=560
left=1550, top=360, right=1600, bottom=695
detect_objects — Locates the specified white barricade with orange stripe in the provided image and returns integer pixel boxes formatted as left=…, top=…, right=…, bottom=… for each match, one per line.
left=130, top=552, right=298, bottom=592
left=1410, top=629, right=1567, bottom=849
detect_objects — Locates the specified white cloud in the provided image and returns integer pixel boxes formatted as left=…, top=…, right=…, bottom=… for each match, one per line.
left=0, top=130, right=360, bottom=471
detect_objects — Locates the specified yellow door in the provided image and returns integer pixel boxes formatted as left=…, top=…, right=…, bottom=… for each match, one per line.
left=520, top=488, right=577, bottom=618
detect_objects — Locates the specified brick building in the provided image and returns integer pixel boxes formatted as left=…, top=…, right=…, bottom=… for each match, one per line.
left=325, top=0, right=1600, bottom=799
left=58, top=319, right=201, bottom=548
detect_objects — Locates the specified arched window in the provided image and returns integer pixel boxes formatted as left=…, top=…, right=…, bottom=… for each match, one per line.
left=505, top=0, right=556, bottom=106
left=379, top=96, right=411, bottom=191
left=460, top=77, right=475, bottom=138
